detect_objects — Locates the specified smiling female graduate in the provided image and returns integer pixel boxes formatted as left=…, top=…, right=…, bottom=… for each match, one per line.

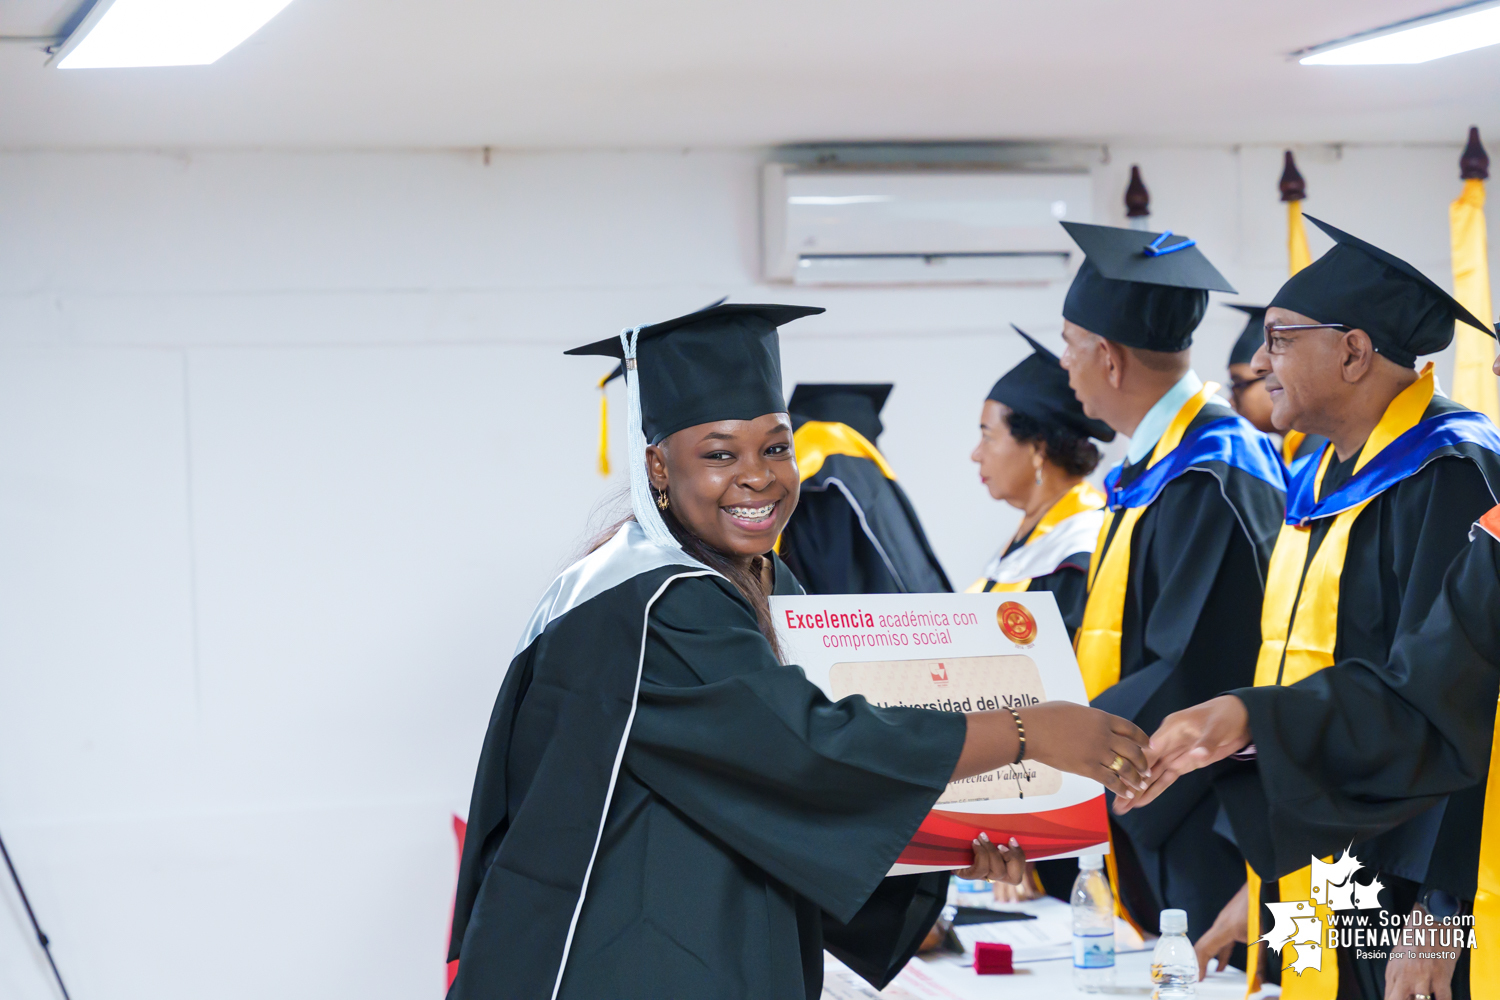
left=444, top=302, right=1153, bottom=1000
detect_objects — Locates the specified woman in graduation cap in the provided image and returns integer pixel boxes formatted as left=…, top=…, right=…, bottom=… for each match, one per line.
left=968, top=325, right=1116, bottom=640
left=967, top=325, right=1120, bottom=904
left=445, top=303, right=1154, bottom=1000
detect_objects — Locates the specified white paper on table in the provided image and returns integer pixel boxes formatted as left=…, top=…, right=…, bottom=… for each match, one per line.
left=950, top=897, right=1147, bottom=963
left=822, top=952, right=975, bottom=1000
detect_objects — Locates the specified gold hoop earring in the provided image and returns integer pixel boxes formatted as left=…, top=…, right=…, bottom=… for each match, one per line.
left=656, top=489, right=671, bottom=511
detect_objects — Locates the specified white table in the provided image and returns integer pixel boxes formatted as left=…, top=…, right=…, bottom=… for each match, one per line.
left=823, top=950, right=1272, bottom=1000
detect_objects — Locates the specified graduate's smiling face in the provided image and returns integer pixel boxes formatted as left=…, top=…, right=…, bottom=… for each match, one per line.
left=1259, top=306, right=1359, bottom=434
left=972, top=400, right=1042, bottom=505
left=646, top=413, right=799, bottom=558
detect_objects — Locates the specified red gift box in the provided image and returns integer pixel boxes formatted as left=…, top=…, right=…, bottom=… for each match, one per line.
left=973, top=941, right=1013, bottom=975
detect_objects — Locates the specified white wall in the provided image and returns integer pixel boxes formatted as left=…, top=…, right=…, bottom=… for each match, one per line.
left=0, top=141, right=1490, bottom=999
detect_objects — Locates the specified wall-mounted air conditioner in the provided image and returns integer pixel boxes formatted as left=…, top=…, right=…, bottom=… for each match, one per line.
left=762, top=164, right=1092, bottom=286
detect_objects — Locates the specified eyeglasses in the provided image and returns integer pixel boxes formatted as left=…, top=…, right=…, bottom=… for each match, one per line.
left=1229, top=375, right=1266, bottom=394
left=1263, top=322, right=1352, bottom=355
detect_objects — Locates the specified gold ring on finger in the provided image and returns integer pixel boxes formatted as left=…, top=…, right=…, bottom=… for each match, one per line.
left=1108, top=755, right=1126, bottom=773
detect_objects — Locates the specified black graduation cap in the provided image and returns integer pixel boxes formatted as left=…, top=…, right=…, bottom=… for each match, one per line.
left=987, top=326, right=1117, bottom=442
left=787, top=383, right=893, bottom=445
left=1061, top=221, right=1237, bottom=353
left=1226, top=304, right=1268, bottom=367
left=1269, top=215, right=1495, bottom=367
left=566, top=303, right=824, bottom=444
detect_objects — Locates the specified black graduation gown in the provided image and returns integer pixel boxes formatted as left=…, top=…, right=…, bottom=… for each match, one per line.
left=779, top=451, right=952, bottom=595
left=1090, top=399, right=1287, bottom=941
left=1211, top=402, right=1500, bottom=997
left=448, top=524, right=965, bottom=1000
left=1220, top=397, right=1500, bottom=880
left=1212, top=515, right=1499, bottom=875
left=976, top=525, right=1096, bottom=900
left=977, top=536, right=1091, bottom=641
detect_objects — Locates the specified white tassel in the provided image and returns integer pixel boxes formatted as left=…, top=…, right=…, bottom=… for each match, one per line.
left=620, top=326, right=680, bottom=549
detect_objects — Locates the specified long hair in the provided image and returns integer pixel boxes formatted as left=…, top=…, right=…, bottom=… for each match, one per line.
left=583, top=490, right=785, bottom=662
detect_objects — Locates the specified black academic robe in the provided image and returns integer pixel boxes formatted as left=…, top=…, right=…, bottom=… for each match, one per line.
left=1220, top=397, right=1500, bottom=883
left=448, top=523, right=965, bottom=1000
left=1090, top=399, right=1287, bottom=942
left=779, top=452, right=952, bottom=595
left=978, top=537, right=1091, bottom=641
left=1212, top=516, right=1498, bottom=872
left=976, top=523, right=1096, bottom=901
left=1212, top=401, right=1500, bottom=998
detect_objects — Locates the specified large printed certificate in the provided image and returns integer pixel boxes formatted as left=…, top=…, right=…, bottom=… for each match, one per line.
left=770, top=590, right=1108, bottom=874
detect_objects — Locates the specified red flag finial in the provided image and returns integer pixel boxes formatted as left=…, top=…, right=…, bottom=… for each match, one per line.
left=1279, top=151, right=1306, bottom=203
left=1461, top=127, right=1489, bottom=181
left=1125, top=165, right=1150, bottom=218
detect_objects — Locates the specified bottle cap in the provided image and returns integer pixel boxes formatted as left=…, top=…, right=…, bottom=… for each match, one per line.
left=1079, top=854, right=1105, bottom=870
left=1160, top=909, right=1188, bottom=935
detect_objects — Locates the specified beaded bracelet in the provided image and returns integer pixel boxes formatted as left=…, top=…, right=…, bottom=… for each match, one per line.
left=1006, top=707, right=1025, bottom=765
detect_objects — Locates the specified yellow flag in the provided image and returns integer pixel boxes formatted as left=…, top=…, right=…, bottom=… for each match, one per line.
left=1281, top=151, right=1312, bottom=277
left=1451, top=176, right=1500, bottom=422
left=1288, top=200, right=1312, bottom=276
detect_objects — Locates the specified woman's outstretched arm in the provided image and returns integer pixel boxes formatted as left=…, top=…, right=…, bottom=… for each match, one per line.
left=955, top=702, right=1151, bottom=800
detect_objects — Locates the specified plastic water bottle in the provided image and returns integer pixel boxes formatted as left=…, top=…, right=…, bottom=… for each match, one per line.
left=1151, top=908, right=1197, bottom=997
left=1071, top=854, right=1115, bottom=991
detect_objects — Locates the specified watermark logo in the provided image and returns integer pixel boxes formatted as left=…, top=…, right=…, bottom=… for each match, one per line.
left=1260, top=851, right=1383, bottom=975
left=1260, top=850, right=1477, bottom=973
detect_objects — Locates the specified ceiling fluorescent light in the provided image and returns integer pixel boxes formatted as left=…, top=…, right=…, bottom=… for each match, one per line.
left=52, top=0, right=297, bottom=69
left=1299, top=0, right=1500, bottom=65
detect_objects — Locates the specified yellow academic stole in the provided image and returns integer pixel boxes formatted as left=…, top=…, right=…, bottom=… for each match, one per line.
left=1075, top=382, right=1218, bottom=699
left=789, top=420, right=896, bottom=482
left=1282, top=429, right=1307, bottom=465
left=774, top=420, right=898, bottom=555
left=966, top=481, right=1106, bottom=593
left=1072, top=381, right=1217, bottom=933
left=1471, top=505, right=1500, bottom=1000
left=1244, top=365, right=1436, bottom=999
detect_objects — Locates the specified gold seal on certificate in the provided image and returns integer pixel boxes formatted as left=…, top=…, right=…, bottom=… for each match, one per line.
left=772, top=590, right=1108, bottom=872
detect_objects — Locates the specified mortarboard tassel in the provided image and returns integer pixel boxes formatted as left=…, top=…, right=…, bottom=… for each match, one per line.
left=597, top=371, right=612, bottom=477
left=619, top=326, right=680, bottom=549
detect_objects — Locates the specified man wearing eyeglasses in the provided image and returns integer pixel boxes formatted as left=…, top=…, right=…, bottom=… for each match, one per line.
left=1224, top=303, right=1326, bottom=470
left=1120, top=216, right=1500, bottom=1000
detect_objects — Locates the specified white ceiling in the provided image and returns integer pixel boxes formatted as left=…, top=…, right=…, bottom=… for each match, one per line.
left=2, top=0, right=1498, bottom=149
